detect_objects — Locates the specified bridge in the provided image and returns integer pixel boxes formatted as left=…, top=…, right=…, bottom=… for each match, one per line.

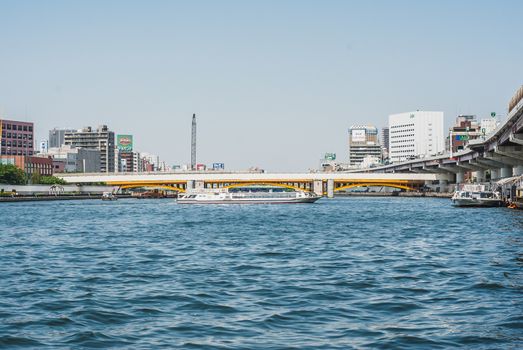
left=57, top=172, right=446, bottom=198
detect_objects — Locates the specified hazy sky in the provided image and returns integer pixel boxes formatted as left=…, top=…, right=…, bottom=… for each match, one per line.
left=1, top=0, right=522, bottom=171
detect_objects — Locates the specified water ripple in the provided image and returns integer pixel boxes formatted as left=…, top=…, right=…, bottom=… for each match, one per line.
left=0, top=197, right=522, bottom=348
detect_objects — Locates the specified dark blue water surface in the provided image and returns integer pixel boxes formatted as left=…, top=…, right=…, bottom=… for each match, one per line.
left=1, top=197, right=522, bottom=349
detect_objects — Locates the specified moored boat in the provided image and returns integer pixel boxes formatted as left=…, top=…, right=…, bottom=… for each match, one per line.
left=177, top=188, right=320, bottom=204
left=451, top=184, right=503, bottom=207
left=101, top=192, right=118, bottom=201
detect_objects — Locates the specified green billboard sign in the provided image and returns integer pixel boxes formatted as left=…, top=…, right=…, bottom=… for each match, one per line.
left=117, top=135, right=133, bottom=152
left=324, top=153, right=336, bottom=161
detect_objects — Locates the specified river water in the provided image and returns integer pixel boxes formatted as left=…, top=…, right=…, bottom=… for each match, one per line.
left=0, top=197, right=522, bottom=349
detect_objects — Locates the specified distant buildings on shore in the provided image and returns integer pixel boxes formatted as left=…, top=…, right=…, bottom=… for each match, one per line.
left=0, top=118, right=172, bottom=177
left=0, top=119, right=53, bottom=178
left=1, top=107, right=504, bottom=176
left=321, top=110, right=500, bottom=171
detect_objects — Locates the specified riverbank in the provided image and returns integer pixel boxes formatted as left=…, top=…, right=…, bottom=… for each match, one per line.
left=0, top=194, right=132, bottom=202
left=336, top=192, right=452, bottom=198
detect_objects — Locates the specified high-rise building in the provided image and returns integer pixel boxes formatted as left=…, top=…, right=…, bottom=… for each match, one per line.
left=119, top=152, right=135, bottom=173
left=49, top=128, right=76, bottom=148
left=64, top=125, right=115, bottom=172
left=0, top=119, right=34, bottom=156
left=389, top=111, right=444, bottom=163
left=44, top=145, right=101, bottom=173
left=380, top=127, right=390, bottom=160
left=348, top=125, right=382, bottom=168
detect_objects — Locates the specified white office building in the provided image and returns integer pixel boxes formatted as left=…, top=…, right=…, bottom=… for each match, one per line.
left=389, top=111, right=444, bottom=163
left=348, top=125, right=382, bottom=168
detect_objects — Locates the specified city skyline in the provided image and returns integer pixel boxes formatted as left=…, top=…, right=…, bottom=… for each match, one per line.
left=1, top=0, right=522, bottom=171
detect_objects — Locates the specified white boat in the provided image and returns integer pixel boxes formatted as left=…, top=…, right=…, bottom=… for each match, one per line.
left=177, top=188, right=321, bottom=204
left=101, top=192, right=118, bottom=201
left=451, top=185, right=503, bottom=207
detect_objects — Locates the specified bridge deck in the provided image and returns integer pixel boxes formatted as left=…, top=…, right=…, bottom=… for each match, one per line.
left=58, top=172, right=443, bottom=184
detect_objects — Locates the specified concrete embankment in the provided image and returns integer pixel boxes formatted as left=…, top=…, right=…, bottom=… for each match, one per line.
left=0, top=194, right=132, bottom=202
left=336, top=192, right=452, bottom=198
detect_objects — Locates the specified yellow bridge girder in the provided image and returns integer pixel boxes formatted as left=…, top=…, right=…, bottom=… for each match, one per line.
left=104, top=179, right=420, bottom=194
left=107, top=181, right=187, bottom=193
left=334, top=182, right=415, bottom=192
left=118, top=184, right=186, bottom=192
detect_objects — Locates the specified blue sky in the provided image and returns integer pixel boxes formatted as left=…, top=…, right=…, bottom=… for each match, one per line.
left=1, top=0, right=522, bottom=171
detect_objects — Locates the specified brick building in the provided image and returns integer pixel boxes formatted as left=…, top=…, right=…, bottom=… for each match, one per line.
left=0, top=155, right=53, bottom=176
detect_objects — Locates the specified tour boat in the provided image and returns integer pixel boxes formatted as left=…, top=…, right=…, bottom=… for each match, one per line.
left=451, top=185, right=503, bottom=207
left=177, top=188, right=321, bottom=204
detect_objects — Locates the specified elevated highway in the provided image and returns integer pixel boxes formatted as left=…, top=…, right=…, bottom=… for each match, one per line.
left=359, top=85, right=523, bottom=186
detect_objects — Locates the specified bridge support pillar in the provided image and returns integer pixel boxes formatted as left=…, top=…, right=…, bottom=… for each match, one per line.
left=313, top=180, right=323, bottom=197
left=513, top=165, right=523, bottom=176
left=456, top=170, right=465, bottom=185
left=490, top=169, right=500, bottom=181
left=326, top=179, right=334, bottom=198
left=473, top=170, right=486, bottom=183
left=500, top=167, right=513, bottom=179
left=438, top=180, right=449, bottom=193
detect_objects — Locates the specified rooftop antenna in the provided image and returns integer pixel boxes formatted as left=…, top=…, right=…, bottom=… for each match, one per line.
left=191, top=113, right=196, bottom=170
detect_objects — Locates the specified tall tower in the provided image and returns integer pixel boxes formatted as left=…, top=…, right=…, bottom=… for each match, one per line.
left=191, top=113, right=196, bottom=170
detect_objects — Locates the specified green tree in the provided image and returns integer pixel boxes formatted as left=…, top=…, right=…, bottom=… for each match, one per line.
left=38, top=176, right=67, bottom=185
left=30, top=171, right=41, bottom=184
left=0, top=164, right=27, bottom=185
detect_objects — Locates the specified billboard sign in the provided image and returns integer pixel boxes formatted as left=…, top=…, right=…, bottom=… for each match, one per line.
left=324, top=153, right=336, bottom=161
left=212, top=163, right=225, bottom=170
left=117, top=135, right=133, bottom=152
left=351, top=129, right=366, bottom=143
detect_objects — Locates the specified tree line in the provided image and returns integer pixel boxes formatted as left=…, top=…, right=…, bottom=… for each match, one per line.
left=0, top=164, right=66, bottom=185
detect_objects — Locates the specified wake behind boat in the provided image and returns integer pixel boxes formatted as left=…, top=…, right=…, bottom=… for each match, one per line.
left=177, top=187, right=321, bottom=204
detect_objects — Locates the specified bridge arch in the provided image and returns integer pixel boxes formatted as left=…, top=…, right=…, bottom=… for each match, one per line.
left=119, top=184, right=186, bottom=192
left=334, top=183, right=415, bottom=192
